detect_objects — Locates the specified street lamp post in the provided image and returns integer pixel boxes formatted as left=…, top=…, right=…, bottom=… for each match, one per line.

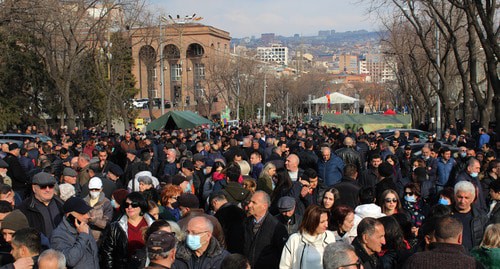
left=159, top=16, right=165, bottom=115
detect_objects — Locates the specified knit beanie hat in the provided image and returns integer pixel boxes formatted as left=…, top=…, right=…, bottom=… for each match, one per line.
left=2, top=210, right=29, bottom=231
left=112, top=189, right=129, bottom=206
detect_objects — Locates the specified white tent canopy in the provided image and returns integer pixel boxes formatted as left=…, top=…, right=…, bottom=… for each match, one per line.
left=310, top=92, right=359, bottom=104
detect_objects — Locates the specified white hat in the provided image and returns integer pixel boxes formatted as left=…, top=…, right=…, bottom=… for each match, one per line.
left=88, top=177, right=103, bottom=189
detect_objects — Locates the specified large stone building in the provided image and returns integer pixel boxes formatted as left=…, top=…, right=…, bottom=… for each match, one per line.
left=359, top=54, right=396, bottom=83
left=130, top=23, right=231, bottom=117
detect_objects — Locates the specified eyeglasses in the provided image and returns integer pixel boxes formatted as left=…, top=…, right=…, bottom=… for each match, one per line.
left=384, top=198, right=397, bottom=203
left=124, top=201, right=140, bottom=208
left=186, top=230, right=208, bottom=236
left=37, top=184, right=55, bottom=190
left=89, top=189, right=100, bottom=192
left=339, top=259, right=362, bottom=268
left=405, top=192, right=414, bottom=196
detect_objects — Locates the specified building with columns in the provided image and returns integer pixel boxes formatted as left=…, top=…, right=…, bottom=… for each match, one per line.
left=130, top=23, right=231, bottom=117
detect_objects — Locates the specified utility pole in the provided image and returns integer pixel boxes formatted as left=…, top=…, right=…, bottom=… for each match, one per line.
left=159, top=16, right=165, bottom=115
left=308, top=94, right=312, bottom=121
left=436, top=21, right=441, bottom=138
left=262, top=74, right=267, bottom=125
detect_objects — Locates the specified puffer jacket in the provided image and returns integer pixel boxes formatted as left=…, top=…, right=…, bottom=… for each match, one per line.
left=279, top=231, right=336, bottom=269
left=317, top=153, right=344, bottom=187
left=84, top=192, right=113, bottom=243
left=100, top=214, right=154, bottom=269
left=173, top=237, right=229, bottom=269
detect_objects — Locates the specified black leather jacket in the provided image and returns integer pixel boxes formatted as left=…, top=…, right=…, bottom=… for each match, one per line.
left=100, top=214, right=154, bottom=269
left=335, top=147, right=363, bottom=172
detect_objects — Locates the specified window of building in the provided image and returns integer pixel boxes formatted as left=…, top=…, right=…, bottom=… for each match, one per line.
left=171, top=64, right=181, bottom=81
left=194, top=63, right=205, bottom=80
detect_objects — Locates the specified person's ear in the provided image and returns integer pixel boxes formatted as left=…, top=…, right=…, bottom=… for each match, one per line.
left=457, top=233, right=463, bottom=244
left=362, top=233, right=369, bottom=244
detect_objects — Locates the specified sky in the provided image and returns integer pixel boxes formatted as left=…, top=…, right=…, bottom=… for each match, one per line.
left=148, top=0, right=380, bottom=38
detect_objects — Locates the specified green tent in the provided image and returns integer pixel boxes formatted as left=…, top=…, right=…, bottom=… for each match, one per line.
left=320, top=114, right=412, bottom=133
left=146, top=111, right=213, bottom=131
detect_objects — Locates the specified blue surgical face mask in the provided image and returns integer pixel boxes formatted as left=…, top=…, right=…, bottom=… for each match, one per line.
left=470, top=172, right=479, bottom=178
left=405, top=195, right=417, bottom=203
left=111, top=199, right=119, bottom=209
left=186, top=234, right=202, bottom=250
left=438, top=198, right=450, bottom=206
left=184, top=182, right=192, bottom=193
left=460, top=152, right=467, bottom=158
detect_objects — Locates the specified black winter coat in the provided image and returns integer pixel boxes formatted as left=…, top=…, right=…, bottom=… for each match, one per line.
left=173, top=237, right=229, bottom=269
left=243, top=213, right=288, bottom=269
left=100, top=214, right=154, bottom=269
left=18, top=196, right=64, bottom=238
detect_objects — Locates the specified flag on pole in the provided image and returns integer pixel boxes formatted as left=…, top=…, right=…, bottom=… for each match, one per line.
left=326, top=90, right=331, bottom=109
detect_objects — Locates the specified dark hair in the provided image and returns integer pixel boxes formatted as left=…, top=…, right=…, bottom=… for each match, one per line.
left=357, top=217, right=382, bottom=237
left=343, top=164, right=358, bottom=178
left=359, top=187, right=375, bottom=204
left=490, top=179, right=500, bottom=193
left=320, top=188, right=340, bottom=208
left=121, top=192, right=148, bottom=215
left=271, top=168, right=292, bottom=203
left=299, top=205, right=330, bottom=235
left=12, top=228, right=41, bottom=255
left=428, top=204, right=452, bottom=219
left=435, top=216, right=463, bottom=240
left=438, top=187, right=455, bottom=204
left=331, top=205, right=354, bottom=232
left=404, top=182, right=421, bottom=197
left=221, top=253, right=250, bottom=269
left=487, top=160, right=500, bottom=173
left=301, top=168, right=317, bottom=182
left=378, top=216, right=406, bottom=250
left=225, top=163, right=241, bottom=182
left=0, top=184, right=12, bottom=195
left=0, top=201, right=12, bottom=213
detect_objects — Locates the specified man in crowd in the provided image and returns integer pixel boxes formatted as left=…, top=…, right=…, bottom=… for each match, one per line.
left=451, top=181, right=488, bottom=252
left=18, top=172, right=64, bottom=239
left=318, top=146, right=344, bottom=186
left=244, top=191, right=288, bottom=268
left=351, top=217, right=385, bottom=269
left=323, top=242, right=361, bottom=269
left=404, top=217, right=483, bottom=269
left=335, top=137, right=363, bottom=172
left=334, top=164, right=361, bottom=209
left=37, top=249, right=66, bottom=269
left=50, top=196, right=99, bottom=268
left=3, top=144, right=28, bottom=199
left=174, top=216, right=229, bottom=268
left=0, top=228, right=41, bottom=269
left=146, top=230, right=177, bottom=269
left=211, top=191, right=246, bottom=254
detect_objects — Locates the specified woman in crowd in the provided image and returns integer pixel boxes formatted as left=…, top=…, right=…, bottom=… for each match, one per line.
left=202, top=161, right=226, bottom=202
left=110, top=189, right=129, bottom=222
left=471, top=223, right=500, bottom=268
left=257, top=162, right=277, bottom=195
left=330, top=205, right=355, bottom=243
left=279, top=205, right=336, bottom=269
left=270, top=168, right=293, bottom=215
left=160, top=184, right=182, bottom=221
left=320, top=187, right=340, bottom=212
left=386, top=155, right=403, bottom=186
left=101, top=192, right=155, bottom=269
left=138, top=175, right=159, bottom=203
left=378, top=189, right=404, bottom=216
left=378, top=216, right=412, bottom=269
left=147, top=200, right=160, bottom=220
left=402, top=183, right=428, bottom=237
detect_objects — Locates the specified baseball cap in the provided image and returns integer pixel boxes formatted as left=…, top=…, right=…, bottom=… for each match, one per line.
left=147, top=230, right=176, bottom=254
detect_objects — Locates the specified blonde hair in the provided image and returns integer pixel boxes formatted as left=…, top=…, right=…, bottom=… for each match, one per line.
left=480, top=223, right=500, bottom=248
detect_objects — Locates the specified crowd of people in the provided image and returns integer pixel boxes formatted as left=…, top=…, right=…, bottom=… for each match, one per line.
left=0, top=121, right=498, bottom=269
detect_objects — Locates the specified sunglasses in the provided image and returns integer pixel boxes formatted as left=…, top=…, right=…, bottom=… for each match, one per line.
left=124, top=201, right=140, bottom=208
left=405, top=192, right=414, bottom=196
left=38, top=184, right=55, bottom=190
left=384, top=198, right=397, bottom=203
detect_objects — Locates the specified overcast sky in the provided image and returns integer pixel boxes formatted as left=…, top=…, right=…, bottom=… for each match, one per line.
left=148, top=0, right=380, bottom=38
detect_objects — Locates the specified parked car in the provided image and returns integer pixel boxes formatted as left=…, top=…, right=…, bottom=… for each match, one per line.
left=0, top=133, right=51, bottom=143
left=375, top=128, right=432, bottom=141
left=0, top=139, right=24, bottom=147
left=132, top=98, right=149, bottom=109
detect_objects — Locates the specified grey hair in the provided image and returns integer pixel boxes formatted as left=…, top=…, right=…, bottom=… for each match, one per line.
left=148, top=248, right=174, bottom=261
left=78, top=153, right=90, bottom=162
left=138, top=176, right=153, bottom=185
left=323, top=242, right=356, bottom=269
left=38, top=249, right=66, bottom=269
left=253, top=190, right=271, bottom=206
left=454, top=181, right=476, bottom=197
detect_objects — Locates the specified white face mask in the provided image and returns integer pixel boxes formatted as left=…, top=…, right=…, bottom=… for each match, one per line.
left=89, top=191, right=100, bottom=199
